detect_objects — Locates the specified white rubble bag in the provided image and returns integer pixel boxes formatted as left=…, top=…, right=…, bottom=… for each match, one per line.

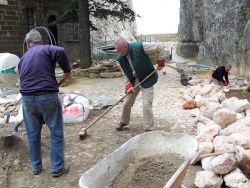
left=63, top=94, right=90, bottom=123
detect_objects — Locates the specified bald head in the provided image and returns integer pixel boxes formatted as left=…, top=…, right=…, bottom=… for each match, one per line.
left=114, top=37, right=129, bottom=56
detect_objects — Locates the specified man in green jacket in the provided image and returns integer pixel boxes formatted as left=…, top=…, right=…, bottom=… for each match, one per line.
left=114, top=37, right=166, bottom=132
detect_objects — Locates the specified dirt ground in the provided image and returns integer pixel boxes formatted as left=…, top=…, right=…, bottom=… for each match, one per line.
left=0, top=66, right=204, bottom=188
left=225, top=89, right=250, bottom=101
left=0, top=65, right=207, bottom=188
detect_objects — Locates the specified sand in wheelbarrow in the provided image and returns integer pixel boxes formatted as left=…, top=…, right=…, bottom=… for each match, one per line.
left=0, top=136, right=29, bottom=187
left=110, top=153, right=185, bottom=188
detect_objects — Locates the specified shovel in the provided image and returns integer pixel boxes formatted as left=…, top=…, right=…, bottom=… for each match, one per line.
left=79, top=69, right=158, bottom=140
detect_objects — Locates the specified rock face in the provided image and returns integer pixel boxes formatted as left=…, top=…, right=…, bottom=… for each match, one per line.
left=178, top=0, right=250, bottom=76
left=91, top=0, right=136, bottom=53
left=177, top=0, right=203, bottom=58
left=238, top=20, right=250, bottom=77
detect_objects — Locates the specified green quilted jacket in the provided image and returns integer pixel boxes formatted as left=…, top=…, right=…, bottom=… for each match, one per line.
left=117, top=42, right=158, bottom=88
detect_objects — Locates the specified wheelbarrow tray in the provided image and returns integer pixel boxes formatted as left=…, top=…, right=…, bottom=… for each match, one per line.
left=79, top=131, right=198, bottom=188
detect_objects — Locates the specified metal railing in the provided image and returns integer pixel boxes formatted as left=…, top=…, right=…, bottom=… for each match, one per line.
left=91, top=35, right=160, bottom=61
left=137, top=34, right=159, bottom=43
left=91, top=36, right=114, bottom=52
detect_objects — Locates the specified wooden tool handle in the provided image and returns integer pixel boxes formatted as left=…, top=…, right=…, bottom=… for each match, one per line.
left=165, top=159, right=190, bottom=188
left=83, top=93, right=129, bottom=131
left=200, top=150, right=234, bottom=158
left=80, top=69, right=158, bottom=133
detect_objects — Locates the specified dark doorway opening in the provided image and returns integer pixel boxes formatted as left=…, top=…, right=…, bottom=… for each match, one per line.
left=47, top=15, right=58, bottom=45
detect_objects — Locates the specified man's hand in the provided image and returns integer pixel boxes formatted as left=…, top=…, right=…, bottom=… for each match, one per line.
left=224, top=82, right=228, bottom=86
left=156, top=59, right=165, bottom=70
left=63, top=72, right=72, bottom=80
left=125, top=82, right=134, bottom=94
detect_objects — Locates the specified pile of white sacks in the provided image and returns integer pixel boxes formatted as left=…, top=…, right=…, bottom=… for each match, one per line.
left=181, top=83, right=250, bottom=188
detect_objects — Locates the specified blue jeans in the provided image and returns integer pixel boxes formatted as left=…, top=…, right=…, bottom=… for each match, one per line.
left=22, top=93, right=65, bottom=172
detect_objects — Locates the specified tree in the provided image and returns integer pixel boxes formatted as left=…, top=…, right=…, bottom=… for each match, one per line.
left=79, top=0, right=91, bottom=68
left=56, top=0, right=138, bottom=68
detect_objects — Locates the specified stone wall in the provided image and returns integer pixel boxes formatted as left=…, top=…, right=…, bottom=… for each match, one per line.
left=0, top=0, right=26, bottom=56
left=178, top=0, right=250, bottom=76
left=0, top=0, right=65, bottom=57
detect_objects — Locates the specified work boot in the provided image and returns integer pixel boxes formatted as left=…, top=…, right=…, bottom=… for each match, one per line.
left=33, top=168, right=42, bottom=175
left=115, top=122, right=128, bottom=131
left=52, top=166, right=70, bottom=178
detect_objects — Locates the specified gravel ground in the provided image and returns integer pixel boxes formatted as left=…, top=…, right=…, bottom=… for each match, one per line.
left=0, top=59, right=203, bottom=187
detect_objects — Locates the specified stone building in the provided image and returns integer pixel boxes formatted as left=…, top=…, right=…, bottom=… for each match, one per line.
left=0, top=0, right=136, bottom=62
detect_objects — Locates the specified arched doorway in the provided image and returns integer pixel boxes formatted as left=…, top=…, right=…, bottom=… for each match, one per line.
left=47, top=15, right=58, bottom=45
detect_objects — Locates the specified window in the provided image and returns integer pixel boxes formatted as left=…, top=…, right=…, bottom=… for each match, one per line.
left=26, top=8, right=34, bottom=31
left=66, top=23, right=78, bottom=41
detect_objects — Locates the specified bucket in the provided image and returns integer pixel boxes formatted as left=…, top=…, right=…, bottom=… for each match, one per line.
left=235, top=77, right=245, bottom=86
left=0, top=53, right=19, bottom=83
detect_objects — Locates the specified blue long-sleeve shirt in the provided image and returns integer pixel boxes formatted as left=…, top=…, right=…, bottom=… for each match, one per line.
left=18, top=45, right=71, bottom=95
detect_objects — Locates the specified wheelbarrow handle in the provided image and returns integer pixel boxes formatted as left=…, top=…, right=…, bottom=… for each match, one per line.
left=13, top=120, right=23, bottom=132
left=79, top=69, right=158, bottom=133
left=164, top=159, right=190, bottom=188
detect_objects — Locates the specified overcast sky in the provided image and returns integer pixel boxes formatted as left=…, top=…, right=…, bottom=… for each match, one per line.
left=132, top=0, right=180, bottom=34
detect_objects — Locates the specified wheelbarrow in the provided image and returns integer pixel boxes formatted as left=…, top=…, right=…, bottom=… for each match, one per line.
left=79, top=131, right=198, bottom=188
left=0, top=120, right=23, bottom=138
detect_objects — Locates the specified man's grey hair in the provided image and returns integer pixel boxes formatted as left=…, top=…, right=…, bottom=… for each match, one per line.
left=25, top=29, right=43, bottom=44
left=114, top=37, right=129, bottom=48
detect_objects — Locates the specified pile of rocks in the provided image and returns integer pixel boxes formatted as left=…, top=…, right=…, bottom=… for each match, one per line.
left=0, top=93, right=21, bottom=124
left=181, top=83, right=250, bottom=187
left=72, top=60, right=122, bottom=78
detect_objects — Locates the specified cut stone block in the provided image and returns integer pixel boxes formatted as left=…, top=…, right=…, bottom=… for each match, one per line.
left=212, top=108, right=237, bottom=128
left=195, top=171, right=223, bottom=188
left=211, top=153, right=237, bottom=175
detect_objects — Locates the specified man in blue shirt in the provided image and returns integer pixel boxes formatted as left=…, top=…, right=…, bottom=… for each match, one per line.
left=18, top=29, right=71, bottom=177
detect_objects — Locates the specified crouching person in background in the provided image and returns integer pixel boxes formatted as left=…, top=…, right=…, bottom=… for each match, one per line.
left=212, top=65, right=231, bottom=86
